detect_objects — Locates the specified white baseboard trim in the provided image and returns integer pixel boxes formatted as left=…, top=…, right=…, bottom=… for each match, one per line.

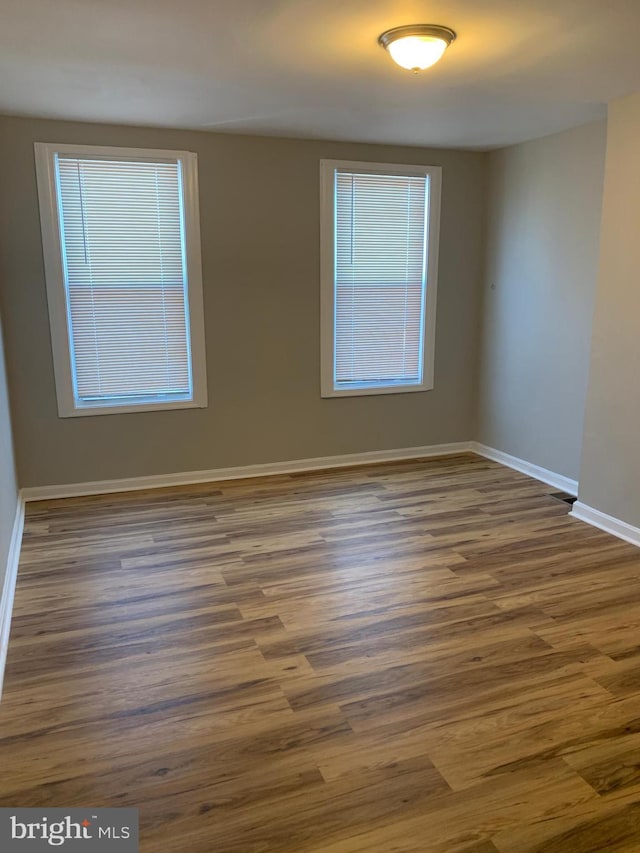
left=470, top=442, right=579, bottom=496
left=570, top=501, right=640, bottom=548
left=0, top=495, right=25, bottom=701
left=21, top=442, right=474, bottom=502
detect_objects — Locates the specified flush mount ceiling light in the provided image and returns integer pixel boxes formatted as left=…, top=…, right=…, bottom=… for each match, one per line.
left=378, top=24, right=456, bottom=72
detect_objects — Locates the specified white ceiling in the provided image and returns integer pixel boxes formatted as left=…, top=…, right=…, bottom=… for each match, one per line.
left=1, top=0, right=640, bottom=149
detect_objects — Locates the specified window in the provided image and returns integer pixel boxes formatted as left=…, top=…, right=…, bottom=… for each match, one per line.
left=320, top=159, right=441, bottom=397
left=35, top=143, right=207, bottom=417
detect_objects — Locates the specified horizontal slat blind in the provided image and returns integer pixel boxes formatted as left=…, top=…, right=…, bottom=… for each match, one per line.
left=55, top=156, right=192, bottom=406
left=334, top=170, right=429, bottom=389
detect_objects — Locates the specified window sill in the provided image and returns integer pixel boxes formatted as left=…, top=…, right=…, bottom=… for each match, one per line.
left=321, top=382, right=433, bottom=399
left=58, top=398, right=208, bottom=418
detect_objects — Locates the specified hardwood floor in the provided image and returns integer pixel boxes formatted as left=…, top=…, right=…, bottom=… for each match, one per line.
left=2, top=453, right=640, bottom=851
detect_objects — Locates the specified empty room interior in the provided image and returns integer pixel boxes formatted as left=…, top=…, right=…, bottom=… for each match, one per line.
left=2, top=1, right=640, bottom=850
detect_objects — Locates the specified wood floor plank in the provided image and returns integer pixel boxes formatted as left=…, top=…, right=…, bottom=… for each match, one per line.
left=1, top=453, right=640, bottom=850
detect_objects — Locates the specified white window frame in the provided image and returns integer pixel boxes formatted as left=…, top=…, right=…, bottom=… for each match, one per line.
left=34, top=142, right=208, bottom=417
left=320, top=159, right=442, bottom=398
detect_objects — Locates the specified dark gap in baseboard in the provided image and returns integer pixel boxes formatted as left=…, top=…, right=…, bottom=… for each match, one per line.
left=549, top=491, right=577, bottom=506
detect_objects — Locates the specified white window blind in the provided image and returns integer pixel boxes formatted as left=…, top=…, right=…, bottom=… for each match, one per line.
left=54, top=155, right=193, bottom=408
left=331, top=167, right=432, bottom=393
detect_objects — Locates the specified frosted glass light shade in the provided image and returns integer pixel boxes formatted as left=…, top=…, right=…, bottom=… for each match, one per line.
left=387, top=36, right=447, bottom=70
left=379, top=25, right=456, bottom=72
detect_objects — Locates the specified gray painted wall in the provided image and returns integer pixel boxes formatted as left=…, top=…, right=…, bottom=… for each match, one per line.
left=0, top=308, right=18, bottom=586
left=0, top=116, right=487, bottom=488
left=578, top=94, right=640, bottom=526
left=477, top=121, right=607, bottom=482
